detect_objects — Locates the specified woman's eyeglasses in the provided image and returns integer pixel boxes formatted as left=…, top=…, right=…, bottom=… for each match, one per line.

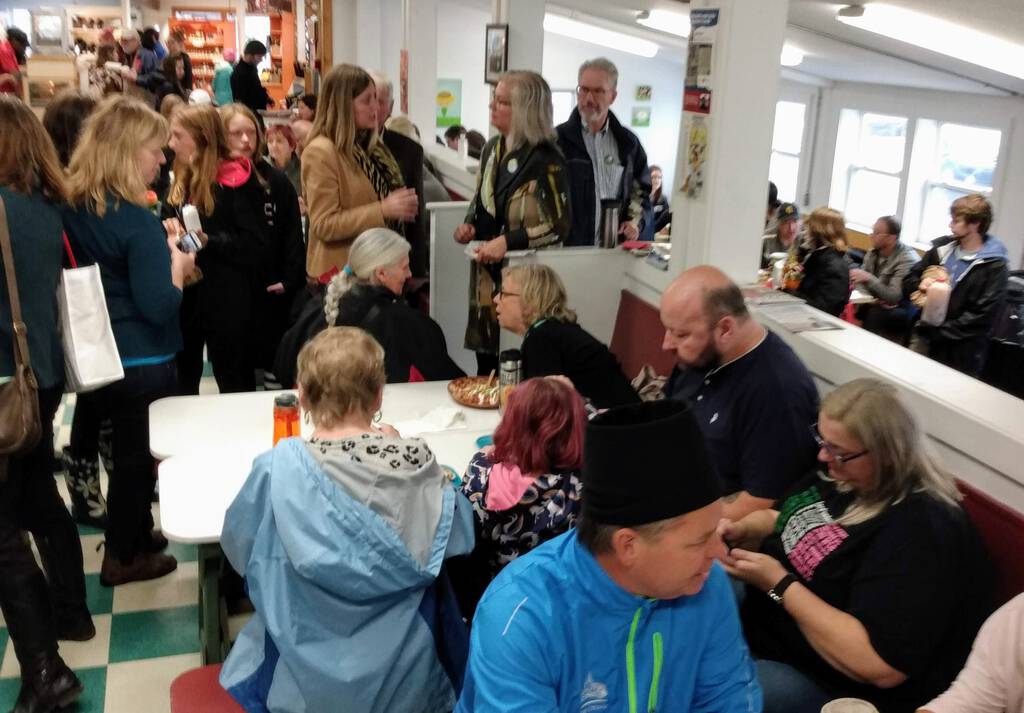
left=809, top=424, right=869, bottom=464
left=493, top=289, right=520, bottom=299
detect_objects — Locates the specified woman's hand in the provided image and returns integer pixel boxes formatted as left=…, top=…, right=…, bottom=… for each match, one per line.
left=162, top=217, right=184, bottom=240
left=453, top=223, right=476, bottom=244
left=381, top=187, right=418, bottom=222
left=166, top=234, right=197, bottom=289
left=266, top=282, right=285, bottom=294
left=475, top=235, right=508, bottom=264
left=721, top=548, right=789, bottom=592
left=718, top=517, right=756, bottom=552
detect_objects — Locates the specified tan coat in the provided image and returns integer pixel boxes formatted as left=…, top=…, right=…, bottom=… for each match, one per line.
left=301, top=136, right=385, bottom=280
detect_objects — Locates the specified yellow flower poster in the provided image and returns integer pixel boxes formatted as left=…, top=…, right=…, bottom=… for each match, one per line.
left=436, top=78, right=463, bottom=127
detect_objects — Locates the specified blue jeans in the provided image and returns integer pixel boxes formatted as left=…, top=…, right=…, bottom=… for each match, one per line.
left=757, top=659, right=832, bottom=713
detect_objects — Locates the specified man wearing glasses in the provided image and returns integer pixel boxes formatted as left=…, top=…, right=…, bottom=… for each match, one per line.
left=660, top=266, right=819, bottom=522
left=849, top=215, right=919, bottom=342
left=555, top=58, right=652, bottom=246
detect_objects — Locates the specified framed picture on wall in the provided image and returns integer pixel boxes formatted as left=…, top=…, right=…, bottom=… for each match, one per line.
left=485, top=23, right=508, bottom=85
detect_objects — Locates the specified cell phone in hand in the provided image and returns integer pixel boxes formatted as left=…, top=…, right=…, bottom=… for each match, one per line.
left=177, top=232, right=203, bottom=253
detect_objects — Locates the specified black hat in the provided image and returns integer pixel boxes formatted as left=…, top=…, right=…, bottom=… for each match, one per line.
left=582, top=401, right=722, bottom=526
left=777, top=202, right=800, bottom=222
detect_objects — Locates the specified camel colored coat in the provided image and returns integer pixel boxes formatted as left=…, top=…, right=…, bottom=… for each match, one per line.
left=301, top=136, right=385, bottom=280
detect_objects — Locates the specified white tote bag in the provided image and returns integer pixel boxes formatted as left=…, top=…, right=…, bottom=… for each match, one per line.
left=58, top=238, right=123, bottom=393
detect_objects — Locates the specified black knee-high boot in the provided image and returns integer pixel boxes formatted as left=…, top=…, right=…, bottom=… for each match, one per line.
left=0, top=564, right=83, bottom=713
left=61, top=447, right=107, bottom=529
left=33, top=533, right=94, bottom=642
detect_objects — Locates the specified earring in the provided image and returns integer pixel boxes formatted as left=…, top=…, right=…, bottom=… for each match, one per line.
left=373, top=411, right=382, bottom=423
left=303, top=411, right=311, bottom=424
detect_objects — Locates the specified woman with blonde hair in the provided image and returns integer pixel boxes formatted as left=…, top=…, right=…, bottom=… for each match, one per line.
left=784, top=206, right=850, bottom=316
left=63, top=95, right=194, bottom=586
left=0, top=95, right=89, bottom=712
left=495, top=263, right=636, bottom=408
left=720, top=378, right=989, bottom=713
left=453, top=70, right=570, bottom=375
left=220, top=327, right=473, bottom=712
left=303, top=64, right=418, bottom=284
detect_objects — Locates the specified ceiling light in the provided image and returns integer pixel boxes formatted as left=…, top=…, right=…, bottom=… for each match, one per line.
left=837, top=4, right=865, bottom=18
left=544, top=14, right=659, bottom=58
left=780, top=44, right=805, bottom=67
left=837, top=3, right=1024, bottom=80
left=636, top=8, right=690, bottom=38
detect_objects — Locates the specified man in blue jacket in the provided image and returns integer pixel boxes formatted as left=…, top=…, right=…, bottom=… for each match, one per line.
left=456, top=400, right=762, bottom=713
left=556, top=57, right=652, bottom=246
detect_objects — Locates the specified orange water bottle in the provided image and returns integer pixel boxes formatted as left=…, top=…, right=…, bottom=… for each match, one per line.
left=273, top=394, right=300, bottom=445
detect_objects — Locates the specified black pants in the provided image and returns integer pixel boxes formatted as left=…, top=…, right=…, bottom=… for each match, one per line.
left=858, top=304, right=914, bottom=343
left=70, top=362, right=176, bottom=561
left=177, top=285, right=256, bottom=395
left=0, top=385, right=86, bottom=654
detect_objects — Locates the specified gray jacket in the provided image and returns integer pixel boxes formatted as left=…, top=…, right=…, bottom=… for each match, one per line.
left=860, top=242, right=919, bottom=304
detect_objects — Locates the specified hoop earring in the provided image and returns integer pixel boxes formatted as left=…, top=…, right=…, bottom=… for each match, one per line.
left=373, top=411, right=382, bottom=423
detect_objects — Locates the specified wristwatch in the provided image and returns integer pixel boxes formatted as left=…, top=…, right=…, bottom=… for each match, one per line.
left=767, top=574, right=797, bottom=605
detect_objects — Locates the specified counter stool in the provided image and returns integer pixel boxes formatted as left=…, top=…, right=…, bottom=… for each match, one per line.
left=169, top=664, right=244, bottom=713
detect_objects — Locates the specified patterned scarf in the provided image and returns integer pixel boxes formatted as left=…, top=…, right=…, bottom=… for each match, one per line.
left=354, top=135, right=406, bottom=234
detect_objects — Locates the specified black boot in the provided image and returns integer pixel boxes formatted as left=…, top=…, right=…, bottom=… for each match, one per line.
left=0, top=563, right=84, bottom=713
left=34, top=534, right=94, bottom=642
left=12, top=654, right=83, bottom=713
left=61, top=448, right=107, bottom=530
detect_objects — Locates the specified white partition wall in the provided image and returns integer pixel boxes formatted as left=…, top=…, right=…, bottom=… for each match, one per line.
left=500, top=249, right=629, bottom=352
left=429, top=202, right=476, bottom=375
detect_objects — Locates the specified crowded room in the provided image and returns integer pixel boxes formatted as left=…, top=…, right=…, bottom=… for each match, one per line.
left=1, top=0, right=1024, bottom=711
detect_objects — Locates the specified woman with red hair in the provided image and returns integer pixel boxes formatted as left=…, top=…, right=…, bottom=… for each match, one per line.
left=459, top=377, right=585, bottom=607
left=265, top=122, right=301, bottom=196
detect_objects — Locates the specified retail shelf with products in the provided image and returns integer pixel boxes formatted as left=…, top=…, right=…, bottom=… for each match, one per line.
left=169, top=10, right=237, bottom=92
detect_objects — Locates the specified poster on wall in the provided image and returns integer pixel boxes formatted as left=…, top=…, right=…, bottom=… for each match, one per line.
left=682, top=115, right=708, bottom=199
left=690, top=8, right=719, bottom=42
left=631, top=106, right=651, bottom=127
left=683, top=87, right=711, bottom=114
left=484, top=23, right=508, bottom=85
left=635, top=85, right=651, bottom=101
left=436, top=78, right=463, bottom=127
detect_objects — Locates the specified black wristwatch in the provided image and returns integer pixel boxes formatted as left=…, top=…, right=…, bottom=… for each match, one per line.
left=767, top=574, right=797, bottom=605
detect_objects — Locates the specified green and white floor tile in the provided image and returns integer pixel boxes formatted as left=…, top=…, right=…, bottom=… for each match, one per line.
left=0, top=368, right=222, bottom=713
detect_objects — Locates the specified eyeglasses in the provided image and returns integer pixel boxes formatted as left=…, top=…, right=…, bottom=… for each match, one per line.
left=809, top=424, right=869, bottom=465
left=576, top=85, right=609, bottom=98
left=493, top=289, right=520, bottom=299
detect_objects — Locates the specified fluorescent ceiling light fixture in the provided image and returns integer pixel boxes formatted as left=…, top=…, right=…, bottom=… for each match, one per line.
left=636, top=9, right=690, bottom=38
left=544, top=13, right=659, bottom=58
left=780, top=44, right=805, bottom=67
left=837, top=3, right=1024, bottom=80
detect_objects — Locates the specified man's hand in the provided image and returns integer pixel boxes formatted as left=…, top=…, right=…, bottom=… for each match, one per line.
left=619, top=221, right=640, bottom=241
left=849, top=268, right=873, bottom=284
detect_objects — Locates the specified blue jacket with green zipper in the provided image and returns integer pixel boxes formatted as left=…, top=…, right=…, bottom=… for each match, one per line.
left=455, top=529, right=762, bottom=713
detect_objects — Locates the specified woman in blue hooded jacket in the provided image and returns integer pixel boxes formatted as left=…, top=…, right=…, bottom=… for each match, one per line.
left=220, top=327, right=475, bottom=713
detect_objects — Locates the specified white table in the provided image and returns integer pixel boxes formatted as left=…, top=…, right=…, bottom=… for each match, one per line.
left=150, top=380, right=500, bottom=460
left=157, top=428, right=492, bottom=545
left=148, top=380, right=499, bottom=663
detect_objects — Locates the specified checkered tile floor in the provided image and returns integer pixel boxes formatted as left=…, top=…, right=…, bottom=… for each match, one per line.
left=0, top=369, right=223, bottom=713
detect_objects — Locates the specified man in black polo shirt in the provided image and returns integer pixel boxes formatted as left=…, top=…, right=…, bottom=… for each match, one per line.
left=661, top=266, right=819, bottom=520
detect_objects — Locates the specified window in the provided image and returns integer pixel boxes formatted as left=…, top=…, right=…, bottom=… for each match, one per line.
left=769, top=101, right=806, bottom=203
left=836, top=111, right=909, bottom=229
left=916, top=122, right=1001, bottom=242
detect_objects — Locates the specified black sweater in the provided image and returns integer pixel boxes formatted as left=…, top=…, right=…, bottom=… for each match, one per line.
left=521, top=319, right=640, bottom=408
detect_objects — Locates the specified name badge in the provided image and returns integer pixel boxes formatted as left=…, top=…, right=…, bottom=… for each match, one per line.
left=507, top=158, right=518, bottom=173
left=604, top=154, right=615, bottom=165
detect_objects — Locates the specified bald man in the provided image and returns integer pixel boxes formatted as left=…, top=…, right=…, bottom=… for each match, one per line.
left=369, top=70, right=428, bottom=279
left=660, top=266, right=819, bottom=521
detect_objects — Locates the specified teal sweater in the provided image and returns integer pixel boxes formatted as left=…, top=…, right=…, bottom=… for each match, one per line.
left=0, top=187, right=65, bottom=389
left=62, top=197, right=182, bottom=364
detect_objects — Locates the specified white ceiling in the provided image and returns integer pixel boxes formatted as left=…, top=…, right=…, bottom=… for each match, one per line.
left=548, top=0, right=1024, bottom=96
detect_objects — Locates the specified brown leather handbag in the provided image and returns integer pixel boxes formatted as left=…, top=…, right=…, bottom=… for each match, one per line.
left=0, top=197, right=42, bottom=462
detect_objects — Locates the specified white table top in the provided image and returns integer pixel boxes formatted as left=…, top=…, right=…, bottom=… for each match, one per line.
left=150, top=381, right=501, bottom=543
left=157, top=428, right=492, bottom=544
left=149, top=381, right=499, bottom=460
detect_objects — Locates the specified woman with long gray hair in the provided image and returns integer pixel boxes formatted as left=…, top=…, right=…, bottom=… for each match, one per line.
left=453, top=70, right=571, bottom=375
left=276, top=228, right=463, bottom=386
left=719, top=378, right=989, bottom=713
